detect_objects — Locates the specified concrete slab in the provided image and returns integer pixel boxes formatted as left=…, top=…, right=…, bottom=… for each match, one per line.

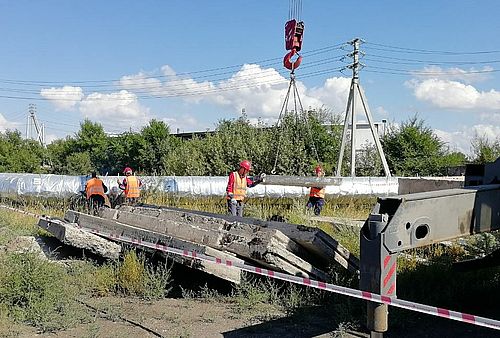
left=123, top=205, right=359, bottom=272
left=63, top=211, right=243, bottom=283
left=101, top=208, right=327, bottom=279
left=38, top=217, right=121, bottom=259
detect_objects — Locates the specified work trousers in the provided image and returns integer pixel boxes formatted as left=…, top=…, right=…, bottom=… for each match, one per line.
left=227, top=199, right=245, bottom=217
left=306, top=197, right=325, bottom=216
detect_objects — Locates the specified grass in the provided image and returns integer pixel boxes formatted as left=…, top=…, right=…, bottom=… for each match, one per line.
left=116, top=250, right=173, bottom=300
left=0, top=207, right=174, bottom=332
left=0, top=252, right=86, bottom=332
left=1, top=194, right=500, bottom=334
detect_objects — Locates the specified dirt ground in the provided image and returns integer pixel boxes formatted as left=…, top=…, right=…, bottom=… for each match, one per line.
left=4, top=295, right=499, bottom=338
left=5, top=296, right=364, bottom=338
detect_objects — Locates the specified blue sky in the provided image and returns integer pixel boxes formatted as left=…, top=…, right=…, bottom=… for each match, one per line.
left=0, top=1, right=499, bottom=154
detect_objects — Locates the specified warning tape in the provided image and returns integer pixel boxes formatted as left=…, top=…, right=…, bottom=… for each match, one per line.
left=1, top=205, right=499, bottom=331
left=80, top=225, right=500, bottom=331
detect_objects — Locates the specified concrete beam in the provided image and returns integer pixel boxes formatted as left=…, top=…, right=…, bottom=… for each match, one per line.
left=97, top=208, right=327, bottom=280
left=38, top=217, right=121, bottom=259
left=63, top=211, right=243, bottom=284
left=124, top=205, right=359, bottom=272
left=261, top=175, right=342, bottom=187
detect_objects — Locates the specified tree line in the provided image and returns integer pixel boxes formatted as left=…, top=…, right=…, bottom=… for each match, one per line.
left=1, top=111, right=499, bottom=177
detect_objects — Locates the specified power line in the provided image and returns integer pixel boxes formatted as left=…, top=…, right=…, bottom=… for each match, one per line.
left=364, top=54, right=500, bottom=66
left=364, top=65, right=500, bottom=76
left=0, top=43, right=346, bottom=86
left=364, top=42, right=500, bottom=55
left=0, top=66, right=346, bottom=101
left=0, top=54, right=346, bottom=94
left=0, top=40, right=498, bottom=104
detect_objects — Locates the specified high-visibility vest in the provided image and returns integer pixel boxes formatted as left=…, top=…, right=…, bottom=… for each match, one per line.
left=231, top=171, right=247, bottom=201
left=86, top=178, right=106, bottom=199
left=125, top=176, right=140, bottom=198
left=309, top=186, right=325, bottom=199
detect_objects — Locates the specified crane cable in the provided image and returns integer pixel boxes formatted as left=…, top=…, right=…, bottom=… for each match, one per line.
left=271, top=0, right=320, bottom=174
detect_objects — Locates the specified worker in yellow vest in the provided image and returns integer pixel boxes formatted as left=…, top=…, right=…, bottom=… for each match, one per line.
left=306, top=165, right=326, bottom=216
left=85, top=172, right=109, bottom=211
left=117, top=167, right=142, bottom=205
left=226, top=160, right=265, bottom=217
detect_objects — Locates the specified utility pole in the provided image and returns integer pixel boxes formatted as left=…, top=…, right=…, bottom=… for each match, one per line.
left=336, top=38, right=390, bottom=177
left=26, top=104, right=46, bottom=147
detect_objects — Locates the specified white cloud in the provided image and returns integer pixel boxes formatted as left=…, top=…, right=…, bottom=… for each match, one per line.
left=406, top=66, right=500, bottom=111
left=0, top=113, right=20, bottom=131
left=79, top=90, right=151, bottom=127
left=120, top=65, right=215, bottom=103
left=120, top=64, right=352, bottom=122
left=480, top=112, right=500, bottom=124
left=44, top=133, right=60, bottom=144
left=408, top=78, right=500, bottom=110
left=435, top=124, right=500, bottom=155
left=161, top=115, right=207, bottom=133
left=375, top=106, right=389, bottom=118
left=40, top=86, right=84, bottom=110
left=308, top=77, right=351, bottom=112
left=412, top=66, right=493, bottom=84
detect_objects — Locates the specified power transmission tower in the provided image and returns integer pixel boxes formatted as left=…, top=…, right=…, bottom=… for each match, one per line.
left=336, top=38, right=391, bottom=177
left=25, top=103, right=46, bottom=147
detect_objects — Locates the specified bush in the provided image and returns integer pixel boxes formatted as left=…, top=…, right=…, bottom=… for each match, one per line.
left=0, top=253, right=83, bottom=332
left=116, top=250, right=172, bottom=300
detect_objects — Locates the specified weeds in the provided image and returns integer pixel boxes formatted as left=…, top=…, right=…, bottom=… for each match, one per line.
left=0, top=252, right=84, bottom=332
left=117, top=250, right=172, bottom=300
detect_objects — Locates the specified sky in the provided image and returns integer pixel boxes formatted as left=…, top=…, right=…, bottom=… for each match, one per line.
left=0, top=0, right=499, bottom=155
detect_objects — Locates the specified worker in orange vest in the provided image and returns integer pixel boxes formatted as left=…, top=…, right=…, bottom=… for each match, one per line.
left=226, top=160, right=265, bottom=217
left=85, top=171, right=109, bottom=210
left=306, top=165, right=326, bottom=216
left=117, top=167, right=142, bottom=205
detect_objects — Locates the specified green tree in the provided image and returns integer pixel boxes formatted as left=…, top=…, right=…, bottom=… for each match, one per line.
left=0, top=130, right=46, bottom=173
left=139, top=120, right=179, bottom=175
left=471, top=135, right=500, bottom=163
left=47, top=137, right=78, bottom=174
left=356, top=143, right=383, bottom=176
left=65, top=152, right=93, bottom=175
left=163, top=138, right=207, bottom=175
left=382, top=116, right=446, bottom=176
left=74, top=120, right=108, bottom=172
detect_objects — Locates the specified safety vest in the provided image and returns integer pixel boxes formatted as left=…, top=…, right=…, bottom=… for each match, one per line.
left=231, top=171, right=247, bottom=201
left=86, top=178, right=106, bottom=199
left=125, top=176, right=140, bottom=198
left=309, top=186, right=325, bottom=199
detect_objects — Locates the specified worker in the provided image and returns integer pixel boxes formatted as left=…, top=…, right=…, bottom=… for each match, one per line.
left=226, top=160, right=265, bottom=217
left=306, top=165, right=326, bottom=216
left=85, top=171, right=108, bottom=211
left=117, top=167, right=142, bottom=205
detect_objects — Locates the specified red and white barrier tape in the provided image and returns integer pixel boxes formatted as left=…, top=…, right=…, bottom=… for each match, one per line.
left=82, top=225, right=500, bottom=331
left=1, top=205, right=499, bottom=331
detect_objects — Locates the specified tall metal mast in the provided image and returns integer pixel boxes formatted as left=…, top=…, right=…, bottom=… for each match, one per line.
left=26, top=104, right=46, bottom=147
left=336, top=38, right=390, bottom=177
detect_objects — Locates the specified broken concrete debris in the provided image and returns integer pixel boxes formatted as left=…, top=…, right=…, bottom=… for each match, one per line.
left=37, top=204, right=359, bottom=284
left=38, top=217, right=121, bottom=259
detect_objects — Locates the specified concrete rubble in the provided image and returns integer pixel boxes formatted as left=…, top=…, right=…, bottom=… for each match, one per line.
left=62, top=210, right=244, bottom=284
left=121, top=205, right=359, bottom=272
left=37, top=204, right=360, bottom=284
left=38, top=217, right=121, bottom=259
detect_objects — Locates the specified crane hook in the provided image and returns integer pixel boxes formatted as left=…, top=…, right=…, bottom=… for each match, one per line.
left=283, top=49, right=302, bottom=71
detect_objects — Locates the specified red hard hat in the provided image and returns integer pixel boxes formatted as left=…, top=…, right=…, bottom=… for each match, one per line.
left=123, top=167, right=133, bottom=174
left=239, top=160, right=251, bottom=171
